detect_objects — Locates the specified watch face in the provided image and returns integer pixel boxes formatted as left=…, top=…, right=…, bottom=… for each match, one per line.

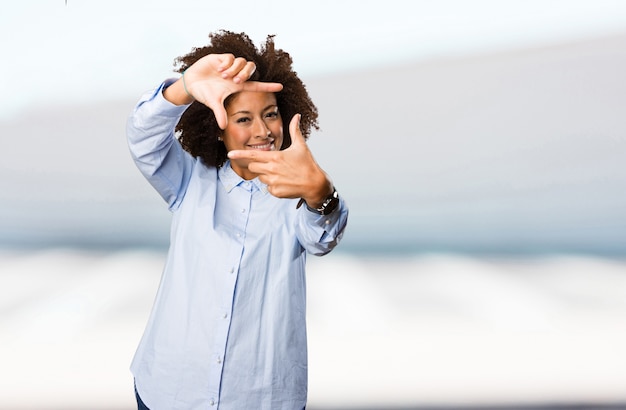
left=318, top=190, right=339, bottom=215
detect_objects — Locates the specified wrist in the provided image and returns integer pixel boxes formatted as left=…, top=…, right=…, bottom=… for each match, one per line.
left=311, top=187, right=339, bottom=215
left=298, top=185, right=339, bottom=216
left=303, top=176, right=333, bottom=209
left=163, top=77, right=195, bottom=106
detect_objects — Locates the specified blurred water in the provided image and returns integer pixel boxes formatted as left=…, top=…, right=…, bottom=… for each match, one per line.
left=3, top=32, right=626, bottom=257
left=1, top=248, right=626, bottom=409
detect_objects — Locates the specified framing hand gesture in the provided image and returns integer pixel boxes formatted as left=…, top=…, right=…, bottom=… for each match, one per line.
left=228, top=114, right=334, bottom=208
left=164, top=53, right=283, bottom=129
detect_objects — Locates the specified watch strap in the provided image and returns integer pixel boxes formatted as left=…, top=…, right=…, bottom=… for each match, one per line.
left=296, top=187, right=340, bottom=215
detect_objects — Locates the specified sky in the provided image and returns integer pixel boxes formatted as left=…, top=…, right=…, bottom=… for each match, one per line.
left=2, top=0, right=626, bottom=120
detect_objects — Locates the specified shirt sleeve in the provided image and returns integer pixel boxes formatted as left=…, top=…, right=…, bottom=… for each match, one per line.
left=126, top=79, right=194, bottom=210
left=295, top=196, right=349, bottom=256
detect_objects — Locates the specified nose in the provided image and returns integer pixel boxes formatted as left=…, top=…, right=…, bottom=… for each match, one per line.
left=252, top=118, right=271, bottom=139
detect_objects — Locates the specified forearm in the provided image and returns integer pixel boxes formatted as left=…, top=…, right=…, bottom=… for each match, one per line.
left=162, top=75, right=195, bottom=106
left=127, top=81, right=187, bottom=164
left=301, top=170, right=334, bottom=210
left=127, top=80, right=193, bottom=207
left=296, top=195, right=349, bottom=256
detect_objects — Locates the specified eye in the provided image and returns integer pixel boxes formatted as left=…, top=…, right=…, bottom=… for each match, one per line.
left=265, top=111, right=279, bottom=119
left=235, top=116, right=250, bottom=124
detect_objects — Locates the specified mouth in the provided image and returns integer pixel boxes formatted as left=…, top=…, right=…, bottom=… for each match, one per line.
left=247, top=139, right=275, bottom=151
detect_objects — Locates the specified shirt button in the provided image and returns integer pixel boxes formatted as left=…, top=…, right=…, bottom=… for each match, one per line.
left=217, top=356, right=222, bottom=364
left=222, top=313, right=228, bottom=319
left=236, top=233, right=241, bottom=238
left=229, top=267, right=234, bottom=274
left=325, top=219, right=331, bottom=225
left=210, top=399, right=215, bottom=406
left=241, top=208, right=246, bottom=213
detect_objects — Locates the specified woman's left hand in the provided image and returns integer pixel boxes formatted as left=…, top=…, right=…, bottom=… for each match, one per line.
left=227, top=114, right=333, bottom=208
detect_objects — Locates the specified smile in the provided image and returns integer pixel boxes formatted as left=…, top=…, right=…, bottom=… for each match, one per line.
left=247, top=139, right=275, bottom=151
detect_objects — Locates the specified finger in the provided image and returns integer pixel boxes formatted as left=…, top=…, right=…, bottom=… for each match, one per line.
left=217, top=53, right=235, bottom=72
left=232, top=62, right=257, bottom=84
left=227, top=149, right=275, bottom=162
left=213, top=105, right=228, bottom=130
left=288, top=114, right=306, bottom=146
left=221, top=57, right=248, bottom=79
left=241, top=81, right=284, bottom=93
left=247, top=161, right=274, bottom=176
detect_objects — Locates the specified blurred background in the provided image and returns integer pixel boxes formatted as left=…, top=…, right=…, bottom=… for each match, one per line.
left=1, top=0, right=626, bottom=409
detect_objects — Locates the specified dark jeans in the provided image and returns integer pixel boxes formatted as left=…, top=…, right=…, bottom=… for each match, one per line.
left=134, top=384, right=150, bottom=410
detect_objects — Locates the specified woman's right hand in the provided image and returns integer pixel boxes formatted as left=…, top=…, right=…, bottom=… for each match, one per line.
left=163, top=53, right=283, bottom=129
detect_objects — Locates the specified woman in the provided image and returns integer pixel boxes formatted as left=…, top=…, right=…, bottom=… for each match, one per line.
left=126, top=30, right=348, bottom=409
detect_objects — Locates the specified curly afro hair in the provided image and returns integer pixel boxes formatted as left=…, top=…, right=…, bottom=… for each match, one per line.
left=173, top=30, right=319, bottom=168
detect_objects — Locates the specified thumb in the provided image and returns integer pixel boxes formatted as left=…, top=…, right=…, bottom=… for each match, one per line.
left=198, top=94, right=229, bottom=129
left=213, top=99, right=228, bottom=130
left=288, top=114, right=305, bottom=147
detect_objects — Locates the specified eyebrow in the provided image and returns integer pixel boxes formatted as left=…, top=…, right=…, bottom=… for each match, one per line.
left=230, top=105, right=278, bottom=116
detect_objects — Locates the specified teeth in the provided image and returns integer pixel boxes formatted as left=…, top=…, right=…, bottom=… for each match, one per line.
left=249, top=142, right=272, bottom=149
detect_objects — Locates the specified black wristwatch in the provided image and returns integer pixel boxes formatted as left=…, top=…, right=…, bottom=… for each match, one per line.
left=314, top=187, right=340, bottom=215
left=297, top=187, right=340, bottom=216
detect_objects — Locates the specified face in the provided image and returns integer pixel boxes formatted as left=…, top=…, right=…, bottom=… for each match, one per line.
left=222, top=91, right=283, bottom=180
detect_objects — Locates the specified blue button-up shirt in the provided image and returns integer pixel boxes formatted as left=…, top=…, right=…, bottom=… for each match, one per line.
left=126, top=81, right=348, bottom=409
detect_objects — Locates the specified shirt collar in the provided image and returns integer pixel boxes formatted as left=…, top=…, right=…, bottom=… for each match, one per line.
left=218, top=160, right=269, bottom=194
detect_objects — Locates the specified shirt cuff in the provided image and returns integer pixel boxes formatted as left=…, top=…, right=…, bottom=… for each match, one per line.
left=299, top=197, right=346, bottom=232
left=136, top=79, right=191, bottom=119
